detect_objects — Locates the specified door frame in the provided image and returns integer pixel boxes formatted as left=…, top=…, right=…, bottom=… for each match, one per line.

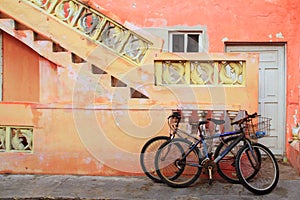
left=224, top=42, right=287, bottom=155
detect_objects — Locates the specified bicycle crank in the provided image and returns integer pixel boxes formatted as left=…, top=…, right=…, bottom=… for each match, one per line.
left=202, top=160, right=217, bottom=185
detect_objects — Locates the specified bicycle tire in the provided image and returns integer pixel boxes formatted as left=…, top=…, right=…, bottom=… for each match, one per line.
left=214, top=136, right=243, bottom=183
left=155, top=138, right=202, bottom=188
left=214, top=136, right=261, bottom=183
left=236, top=143, right=279, bottom=195
left=140, top=136, right=170, bottom=183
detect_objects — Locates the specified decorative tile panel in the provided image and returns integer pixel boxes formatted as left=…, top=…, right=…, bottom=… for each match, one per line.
left=161, top=61, right=186, bottom=84
left=218, top=61, right=245, bottom=85
left=155, top=60, right=246, bottom=86
left=190, top=61, right=214, bottom=85
left=0, top=126, right=33, bottom=152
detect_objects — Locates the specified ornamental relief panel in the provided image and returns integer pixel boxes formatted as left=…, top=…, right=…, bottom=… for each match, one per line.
left=156, top=60, right=245, bottom=86
left=0, top=126, right=33, bottom=152
left=25, top=0, right=152, bottom=64
left=162, top=61, right=186, bottom=84
left=190, top=61, right=214, bottom=85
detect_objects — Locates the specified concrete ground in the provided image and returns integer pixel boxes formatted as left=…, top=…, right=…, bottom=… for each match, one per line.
left=0, top=160, right=299, bottom=200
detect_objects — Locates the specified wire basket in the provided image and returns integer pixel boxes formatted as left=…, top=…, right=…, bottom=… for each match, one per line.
left=246, top=116, right=271, bottom=139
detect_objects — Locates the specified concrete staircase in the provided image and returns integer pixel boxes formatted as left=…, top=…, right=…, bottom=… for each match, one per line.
left=0, top=0, right=163, bottom=107
left=0, top=0, right=163, bottom=103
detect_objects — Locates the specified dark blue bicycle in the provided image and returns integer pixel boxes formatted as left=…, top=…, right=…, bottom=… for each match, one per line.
left=155, top=112, right=279, bottom=195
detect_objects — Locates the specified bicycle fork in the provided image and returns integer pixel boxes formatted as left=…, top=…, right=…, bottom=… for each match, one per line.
left=210, top=135, right=246, bottom=184
left=244, top=141, right=261, bottom=171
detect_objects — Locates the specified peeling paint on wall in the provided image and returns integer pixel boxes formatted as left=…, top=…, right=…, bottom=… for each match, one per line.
left=222, top=37, right=229, bottom=42
left=145, top=18, right=168, bottom=27
left=132, top=2, right=137, bottom=8
left=83, top=157, right=92, bottom=164
left=276, top=32, right=284, bottom=38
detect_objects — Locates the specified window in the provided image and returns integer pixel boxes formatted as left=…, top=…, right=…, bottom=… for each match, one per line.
left=169, top=31, right=204, bottom=53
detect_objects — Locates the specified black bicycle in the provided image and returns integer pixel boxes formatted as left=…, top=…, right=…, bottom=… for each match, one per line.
left=155, top=112, right=279, bottom=195
left=140, top=110, right=250, bottom=184
left=139, top=111, right=181, bottom=182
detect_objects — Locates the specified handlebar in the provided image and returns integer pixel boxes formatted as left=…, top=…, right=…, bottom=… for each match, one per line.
left=168, top=111, right=181, bottom=120
left=168, top=111, right=182, bottom=138
left=168, top=110, right=259, bottom=131
left=231, top=112, right=258, bottom=126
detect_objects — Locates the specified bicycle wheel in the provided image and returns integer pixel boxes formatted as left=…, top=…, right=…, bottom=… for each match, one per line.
left=215, top=137, right=262, bottom=184
left=214, top=136, right=244, bottom=183
left=155, top=138, right=202, bottom=188
left=140, top=136, right=170, bottom=182
left=236, top=143, right=279, bottom=195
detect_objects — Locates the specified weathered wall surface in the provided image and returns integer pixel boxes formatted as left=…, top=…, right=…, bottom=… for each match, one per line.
left=0, top=0, right=299, bottom=175
left=87, top=0, right=299, bottom=111
left=87, top=0, right=300, bottom=172
left=0, top=104, right=169, bottom=175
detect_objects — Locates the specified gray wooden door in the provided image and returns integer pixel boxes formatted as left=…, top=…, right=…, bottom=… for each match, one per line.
left=226, top=44, right=286, bottom=155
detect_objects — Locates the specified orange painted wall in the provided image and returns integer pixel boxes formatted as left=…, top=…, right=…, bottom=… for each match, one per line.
left=0, top=0, right=300, bottom=175
left=86, top=0, right=300, bottom=171
left=2, top=32, right=39, bottom=102
left=0, top=104, right=139, bottom=175
left=0, top=34, right=143, bottom=175
left=0, top=28, right=170, bottom=175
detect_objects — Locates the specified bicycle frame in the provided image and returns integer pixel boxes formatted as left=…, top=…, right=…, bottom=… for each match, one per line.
left=177, top=122, right=250, bottom=168
left=167, top=111, right=258, bottom=169
left=155, top=112, right=278, bottom=192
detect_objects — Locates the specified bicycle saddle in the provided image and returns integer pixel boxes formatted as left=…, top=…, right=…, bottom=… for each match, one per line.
left=207, top=118, right=225, bottom=125
left=198, top=121, right=209, bottom=125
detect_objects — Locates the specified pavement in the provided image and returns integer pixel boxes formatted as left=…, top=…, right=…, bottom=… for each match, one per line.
left=0, top=160, right=300, bottom=200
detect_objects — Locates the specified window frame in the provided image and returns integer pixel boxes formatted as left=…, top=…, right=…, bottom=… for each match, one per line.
left=168, top=30, right=204, bottom=53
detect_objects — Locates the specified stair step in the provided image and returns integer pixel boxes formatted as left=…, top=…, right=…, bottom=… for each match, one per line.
left=15, top=29, right=35, bottom=45
left=82, top=73, right=113, bottom=99
left=52, top=52, right=72, bottom=64
left=0, top=19, right=35, bottom=46
left=111, top=87, right=130, bottom=102
left=93, top=74, right=129, bottom=100
left=34, top=40, right=53, bottom=50
left=0, top=18, right=15, bottom=30
left=97, top=74, right=113, bottom=89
